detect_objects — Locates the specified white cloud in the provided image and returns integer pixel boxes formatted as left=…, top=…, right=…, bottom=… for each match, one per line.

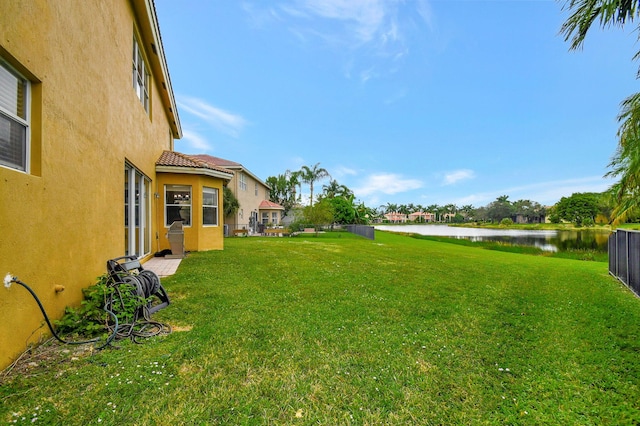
left=179, top=129, right=213, bottom=152
left=416, top=0, right=435, bottom=32
left=177, top=96, right=248, bottom=138
left=354, top=173, right=423, bottom=197
left=452, top=176, right=614, bottom=207
left=294, top=0, right=386, bottom=44
left=442, top=169, right=475, bottom=186
left=333, top=165, right=358, bottom=178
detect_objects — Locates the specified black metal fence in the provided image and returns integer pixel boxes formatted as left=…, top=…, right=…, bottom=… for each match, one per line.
left=345, top=224, right=375, bottom=240
left=608, top=229, right=640, bottom=297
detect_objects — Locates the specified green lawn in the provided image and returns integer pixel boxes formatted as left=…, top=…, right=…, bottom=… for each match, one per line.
left=2, top=231, right=640, bottom=424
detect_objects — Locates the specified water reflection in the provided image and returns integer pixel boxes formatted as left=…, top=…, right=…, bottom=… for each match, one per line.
left=374, top=225, right=610, bottom=252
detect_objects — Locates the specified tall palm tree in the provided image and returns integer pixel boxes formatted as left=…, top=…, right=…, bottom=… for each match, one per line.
left=561, top=0, right=640, bottom=223
left=299, top=163, right=330, bottom=207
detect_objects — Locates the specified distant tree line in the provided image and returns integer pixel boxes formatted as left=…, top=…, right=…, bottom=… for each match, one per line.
left=263, top=164, right=622, bottom=229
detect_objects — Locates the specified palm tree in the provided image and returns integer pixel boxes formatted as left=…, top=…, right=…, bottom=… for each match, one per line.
left=223, top=186, right=239, bottom=218
left=286, top=169, right=302, bottom=203
left=561, top=1, right=640, bottom=223
left=299, top=163, right=330, bottom=207
left=427, top=204, right=440, bottom=222
left=322, top=179, right=353, bottom=199
left=384, top=202, right=398, bottom=214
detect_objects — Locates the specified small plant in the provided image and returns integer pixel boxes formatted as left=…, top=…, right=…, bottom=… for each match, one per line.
left=500, top=217, right=514, bottom=226
left=54, top=274, right=151, bottom=337
left=54, top=274, right=113, bottom=337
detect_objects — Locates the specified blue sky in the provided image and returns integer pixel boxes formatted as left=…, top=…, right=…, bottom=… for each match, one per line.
left=154, top=0, right=638, bottom=209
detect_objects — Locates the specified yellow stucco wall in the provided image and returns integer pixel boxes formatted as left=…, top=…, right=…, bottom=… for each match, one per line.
left=156, top=173, right=226, bottom=252
left=0, top=0, right=178, bottom=369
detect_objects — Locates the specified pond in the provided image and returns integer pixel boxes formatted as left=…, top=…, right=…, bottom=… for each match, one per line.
left=374, top=224, right=611, bottom=252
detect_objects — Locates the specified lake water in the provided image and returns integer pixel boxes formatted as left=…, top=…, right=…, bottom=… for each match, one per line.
left=374, top=224, right=611, bottom=252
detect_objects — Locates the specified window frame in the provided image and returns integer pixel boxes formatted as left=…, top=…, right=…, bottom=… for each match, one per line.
left=124, top=163, right=151, bottom=258
left=239, top=172, right=247, bottom=191
left=202, top=186, right=219, bottom=226
left=0, top=58, right=30, bottom=173
left=165, top=184, right=192, bottom=227
left=132, top=35, right=150, bottom=113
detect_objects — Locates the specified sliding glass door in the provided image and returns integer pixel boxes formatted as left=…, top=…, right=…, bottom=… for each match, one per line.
left=124, top=163, right=151, bottom=257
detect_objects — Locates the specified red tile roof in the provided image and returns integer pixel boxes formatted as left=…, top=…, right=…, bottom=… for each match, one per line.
left=156, top=151, right=234, bottom=176
left=259, top=200, right=284, bottom=210
left=190, top=154, right=241, bottom=168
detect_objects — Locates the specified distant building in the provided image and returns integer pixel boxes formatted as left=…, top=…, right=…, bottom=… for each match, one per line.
left=190, top=155, right=281, bottom=233
left=408, top=212, right=435, bottom=222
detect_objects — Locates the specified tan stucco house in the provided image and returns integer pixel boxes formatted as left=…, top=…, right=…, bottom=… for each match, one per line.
left=191, top=154, right=283, bottom=233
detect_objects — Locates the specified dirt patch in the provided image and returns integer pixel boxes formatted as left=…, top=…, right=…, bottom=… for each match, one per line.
left=0, top=338, right=96, bottom=384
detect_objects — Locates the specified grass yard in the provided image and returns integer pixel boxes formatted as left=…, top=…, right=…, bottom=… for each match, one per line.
left=2, top=231, right=640, bottom=424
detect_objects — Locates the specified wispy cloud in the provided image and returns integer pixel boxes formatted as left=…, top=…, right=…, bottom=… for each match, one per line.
left=442, top=169, right=476, bottom=186
left=244, top=0, right=435, bottom=82
left=333, top=165, right=358, bottom=178
left=180, top=129, right=213, bottom=152
left=452, top=176, right=614, bottom=207
left=177, top=96, right=248, bottom=138
left=354, top=172, right=423, bottom=197
left=290, top=0, right=386, bottom=44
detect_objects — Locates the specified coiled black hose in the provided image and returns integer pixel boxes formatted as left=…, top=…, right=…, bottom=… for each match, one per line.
left=104, top=274, right=170, bottom=343
left=4, top=275, right=118, bottom=350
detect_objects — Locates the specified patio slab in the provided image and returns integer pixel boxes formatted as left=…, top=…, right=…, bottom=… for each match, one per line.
left=143, top=257, right=182, bottom=278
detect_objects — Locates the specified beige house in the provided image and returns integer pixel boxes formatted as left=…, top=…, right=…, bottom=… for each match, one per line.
left=192, top=155, right=283, bottom=233
left=259, top=200, right=285, bottom=226
left=384, top=212, right=408, bottom=223
left=408, top=212, right=435, bottom=222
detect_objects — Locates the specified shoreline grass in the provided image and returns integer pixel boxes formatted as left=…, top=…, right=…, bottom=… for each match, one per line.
left=2, top=231, right=639, bottom=424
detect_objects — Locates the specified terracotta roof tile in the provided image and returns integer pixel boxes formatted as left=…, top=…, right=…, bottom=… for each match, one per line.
left=156, top=151, right=233, bottom=176
left=259, top=200, right=284, bottom=209
left=191, top=154, right=241, bottom=168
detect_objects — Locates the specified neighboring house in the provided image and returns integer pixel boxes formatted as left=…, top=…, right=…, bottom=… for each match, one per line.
left=408, top=212, right=435, bottom=222
left=258, top=200, right=285, bottom=226
left=0, top=0, right=230, bottom=370
left=191, top=155, right=276, bottom=233
left=384, top=212, right=408, bottom=223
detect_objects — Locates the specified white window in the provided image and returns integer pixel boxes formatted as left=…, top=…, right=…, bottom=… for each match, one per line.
left=255, top=183, right=258, bottom=196
left=272, top=212, right=278, bottom=224
left=262, top=212, right=269, bottom=224
left=203, top=187, right=218, bottom=226
left=132, top=36, right=149, bottom=112
left=125, top=164, right=151, bottom=257
left=165, top=185, right=191, bottom=226
left=239, top=172, right=247, bottom=191
left=0, top=59, right=29, bottom=172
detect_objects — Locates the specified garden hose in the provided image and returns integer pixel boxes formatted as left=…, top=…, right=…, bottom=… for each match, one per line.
left=103, top=271, right=171, bottom=343
left=3, top=274, right=118, bottom=350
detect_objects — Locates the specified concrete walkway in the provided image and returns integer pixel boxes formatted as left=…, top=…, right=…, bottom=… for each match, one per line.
left=143, top=257, right=182, bottom=278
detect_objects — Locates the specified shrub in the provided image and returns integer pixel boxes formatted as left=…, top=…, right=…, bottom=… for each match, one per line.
left=500, top=218, right=514, bottom=226
left=54, top=274, right=113, bottom=337
left=54, top=274, right=151, bottom=337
